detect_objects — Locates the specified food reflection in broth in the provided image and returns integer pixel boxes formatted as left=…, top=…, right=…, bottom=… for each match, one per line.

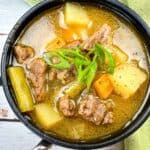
left=7, top=3, right=149, bottom=142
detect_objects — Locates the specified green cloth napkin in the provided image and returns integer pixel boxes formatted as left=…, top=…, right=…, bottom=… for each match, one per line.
left=118, top=1, right=150, bottom=150
left=25, top=0, right=150, bottom=149
left=25, top=0, right=150, bottom=26
left=124, top=118, right=150, bottom=150
left=24, top=0, right=42, bottom=6
left=24, top=0, right=150, bottom=26
left=119, top=0, right=150, bottom=26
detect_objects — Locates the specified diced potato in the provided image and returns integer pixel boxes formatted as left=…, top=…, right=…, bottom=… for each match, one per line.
left=93, top=74, right=113, bottom=99
left=34, top=103, right=63, bottom=130
left=64, top=3, right=90, bottom=27
left=110, top=64, right=147, bottom=99
left=7, top=67, right=34, bottom=112
left=45, top=37, right=65, bottom=51
left=112, top=46, right=128, bottom=65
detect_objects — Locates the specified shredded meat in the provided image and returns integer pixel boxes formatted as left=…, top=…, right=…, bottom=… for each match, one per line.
left=78, top=95, right=114, bottom=125
left=27, top=58, right=47, bottom=102
left=102, top=112, right=113, bottom=125
left=83, top=24, right=111, bottom=50
left=49, top=65, right=76, bottom=84
left=49, top=68, right=57, bottom=81
left=65, top=40, right=81, bottom=49
left=14, top=44, right=34, bottom=64
left=58, top=95, right=76, bottom=117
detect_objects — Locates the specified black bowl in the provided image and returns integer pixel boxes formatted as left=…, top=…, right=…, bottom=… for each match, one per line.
left=1, top=0, right=150, bottom=149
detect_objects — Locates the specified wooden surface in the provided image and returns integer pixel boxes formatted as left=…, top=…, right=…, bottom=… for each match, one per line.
left=0, top=0, right=124, bottom=149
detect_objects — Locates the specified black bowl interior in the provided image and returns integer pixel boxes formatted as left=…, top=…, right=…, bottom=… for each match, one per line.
left=1, top=0, right=150, bottom=149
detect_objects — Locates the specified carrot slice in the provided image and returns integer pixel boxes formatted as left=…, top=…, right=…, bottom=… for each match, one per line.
left=93, top=74, right=113, bottom=99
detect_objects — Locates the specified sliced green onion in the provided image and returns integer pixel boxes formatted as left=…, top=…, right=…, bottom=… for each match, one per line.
left=43, top=43, right=116, bottom=89
left=86, top=60, right=97, bottom=90
left=43, top=52, right=70, bottom=69
left=95, top=43, right=115, bottom=74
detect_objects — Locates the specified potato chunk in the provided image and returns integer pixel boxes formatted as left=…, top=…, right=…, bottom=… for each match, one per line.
left=110, top=64, right=147, bottom=99
left=64, top=3, right=90, bottom=27
left=34, top=103, right=63, bottom=130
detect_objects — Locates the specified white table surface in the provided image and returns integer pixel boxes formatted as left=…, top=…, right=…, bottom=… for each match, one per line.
left=0, top=0, right=124, bottom=149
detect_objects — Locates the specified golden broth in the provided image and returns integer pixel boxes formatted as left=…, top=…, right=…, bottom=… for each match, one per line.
left=17, top=4, right=149, bottom=142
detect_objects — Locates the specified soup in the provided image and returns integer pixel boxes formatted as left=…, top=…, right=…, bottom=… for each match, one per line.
left=7, top=3, right=149, bottom=142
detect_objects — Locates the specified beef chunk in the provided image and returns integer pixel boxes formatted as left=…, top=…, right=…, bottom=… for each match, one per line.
left=49, top=68, right=70, bottom=84
left=102, top=112, right=113, bottom=125
left=58, top=95, right=76, bottom=117
left=65, top=40, right=81, bottom=49
left=49, top=68, right=57, bottom=81
left=49, top=65, right=76, bottom=84
left=83, top=24, right=111, bottom=50
left=78, top=95, right=114, bottom=125
left=27, top=58, right=47, bottom=102
left=14, top=44, right=34, bottom=64
left=57, top=69, right=70, bottom=83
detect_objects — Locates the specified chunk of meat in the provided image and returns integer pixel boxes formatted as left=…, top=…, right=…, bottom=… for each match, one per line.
left=49, top=68, right=57, bottom=81
left=78, top=95, right=114, bottom=125
left=102, top=112, right=113, bottom=125
left=49, top=68, right=70, bottom=84
left=57, top=69, right=69, bottom=82
left=14, top=44, right=34, bottom=64
left=65, top=40, right=81, bottom=49
left=27, top=58, right=47, bottom=102
left=49, top=65, right=76, bottom=84
left=58, top=95, right=76, bottom=117
left=83, top=24, right=111, bottom=50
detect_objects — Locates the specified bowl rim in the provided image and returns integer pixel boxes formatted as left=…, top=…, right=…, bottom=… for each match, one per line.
left=1, top=0, right=150, bottom=149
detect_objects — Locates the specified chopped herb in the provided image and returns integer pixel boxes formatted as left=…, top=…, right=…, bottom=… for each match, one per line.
left=94, top=43, right=105, bottom=65
left=43, top=42, right=115, bottom=89
left=43, top=52, right=70, bottom=69
left=86, top=57, right=98, bottom=89
left=94, top=43, right=115, bottom=74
